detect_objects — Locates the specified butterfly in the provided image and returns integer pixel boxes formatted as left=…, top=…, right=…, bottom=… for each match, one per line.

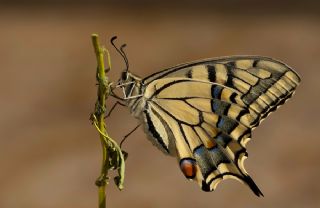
left=108, top=36, right=301, bottom=196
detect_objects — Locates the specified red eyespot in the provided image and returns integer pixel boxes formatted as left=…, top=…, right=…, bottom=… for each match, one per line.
left=180, top=158, right=196, bottom=179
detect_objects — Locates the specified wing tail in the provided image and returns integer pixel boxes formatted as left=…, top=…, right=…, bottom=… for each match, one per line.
left=243, top=174, right=264, bottom=197
left=181, top=135, right=263, bottom=196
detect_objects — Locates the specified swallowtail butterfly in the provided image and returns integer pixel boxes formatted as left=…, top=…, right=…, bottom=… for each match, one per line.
left=110, top=37, right=301, bottom=196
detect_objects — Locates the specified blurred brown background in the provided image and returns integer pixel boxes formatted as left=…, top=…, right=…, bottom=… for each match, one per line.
left=0, top=1, right=319, bottom=207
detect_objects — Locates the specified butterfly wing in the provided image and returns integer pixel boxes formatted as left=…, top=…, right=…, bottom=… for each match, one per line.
left=141, top=78, right=262, bottom=195
left=142, top=56, right=300, bottom=129
left=137, top=56, right=300, bottom=195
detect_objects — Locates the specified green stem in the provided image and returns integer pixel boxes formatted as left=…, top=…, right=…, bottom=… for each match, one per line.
left=92, top=34, right=108, bottom=208
left=91, top=34, right=126, bottom=208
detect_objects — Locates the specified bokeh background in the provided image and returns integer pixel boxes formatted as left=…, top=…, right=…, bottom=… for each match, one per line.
left=1, top=1, right=320, bottom=207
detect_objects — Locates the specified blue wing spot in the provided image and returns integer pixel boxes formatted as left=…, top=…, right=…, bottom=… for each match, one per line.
left=194, top=145, right=213, bottom=178
left=217, top=116, right=238, bottom=133
left=194, top=145, right=206, bottom=156
left=215, top=133, right=232, bottom=148
left=209, top=145, right=219, bottom=154
left=208, top=145, right=230, bottom=165
left=212, top=102, right=219, bottom=112
left=217, top=117, right=224, bottom=128
left=212, top=86, right=222, bottom=99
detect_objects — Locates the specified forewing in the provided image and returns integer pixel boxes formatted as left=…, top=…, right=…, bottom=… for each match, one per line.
left=142, top=56, right=301, bottom=128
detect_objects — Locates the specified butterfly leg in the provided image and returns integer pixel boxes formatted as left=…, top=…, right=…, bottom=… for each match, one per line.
left=109, top=85, right=126, bottom=101
left=105, top=101, right=126, bottom=118
left=119, top=124, right=141, bottom=161
left=120, top=124, right=141, bottom=148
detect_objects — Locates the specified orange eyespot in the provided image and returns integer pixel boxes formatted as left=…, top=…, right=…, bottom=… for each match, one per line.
left=180, top=159, right=196, bottom=179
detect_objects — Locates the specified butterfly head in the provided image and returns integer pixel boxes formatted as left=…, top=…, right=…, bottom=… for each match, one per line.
left=117, top=70, right=142, bottom=100
left=120, top=70, right=130, bottom=82
left=111, top=36, right=142, bottom=100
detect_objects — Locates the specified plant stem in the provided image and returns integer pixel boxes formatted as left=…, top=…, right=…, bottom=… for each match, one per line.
left=91, top=34, right=108, bottom=208
left=91, top=34, right=126, bottom=208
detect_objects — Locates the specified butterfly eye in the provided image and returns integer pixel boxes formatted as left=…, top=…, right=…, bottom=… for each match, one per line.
left=121, top=71, right=128, bottom=80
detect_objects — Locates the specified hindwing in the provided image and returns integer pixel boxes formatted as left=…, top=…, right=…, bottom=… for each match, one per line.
left=141, top=78, right=264, bottom=195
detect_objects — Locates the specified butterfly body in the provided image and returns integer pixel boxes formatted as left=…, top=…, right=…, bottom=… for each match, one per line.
left=117, top=55, right=300, bottom=196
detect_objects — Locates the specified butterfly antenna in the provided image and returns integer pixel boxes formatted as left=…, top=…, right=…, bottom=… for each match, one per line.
left=120, top=44, right=129, bottom=72
left=110, top=36, right=129, bottom=72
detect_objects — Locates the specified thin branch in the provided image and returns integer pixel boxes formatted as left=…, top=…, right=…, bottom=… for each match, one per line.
left=91, top=34, right=126, bottom=208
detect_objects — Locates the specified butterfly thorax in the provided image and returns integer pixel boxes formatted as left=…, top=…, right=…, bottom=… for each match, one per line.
left=119, top=71, right=146, bottom=118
